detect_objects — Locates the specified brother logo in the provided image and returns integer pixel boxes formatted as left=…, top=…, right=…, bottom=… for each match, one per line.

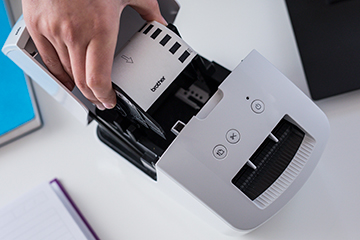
left=151, top=76, right=165, bottom=92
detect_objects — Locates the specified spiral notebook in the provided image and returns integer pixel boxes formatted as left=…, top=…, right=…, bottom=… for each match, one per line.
left=0, top=0, right=41, bottom=147
left=0, top=179, right=99, bottom=240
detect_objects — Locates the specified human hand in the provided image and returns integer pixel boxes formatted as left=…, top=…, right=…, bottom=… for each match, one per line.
left=22, top=0, right=166, bottom=110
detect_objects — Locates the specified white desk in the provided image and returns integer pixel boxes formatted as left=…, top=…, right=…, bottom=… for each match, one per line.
left=1, top=0, right=360, bottom=239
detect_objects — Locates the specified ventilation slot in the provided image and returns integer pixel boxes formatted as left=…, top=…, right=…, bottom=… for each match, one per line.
left=232, top=119, right=310, bottom=207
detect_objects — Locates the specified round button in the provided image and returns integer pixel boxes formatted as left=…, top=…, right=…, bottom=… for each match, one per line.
left=213, top=145, right=227, bottom=160
left=251, top=99, right=265, bottom=114
left=226, top=129, right=240, bottom=144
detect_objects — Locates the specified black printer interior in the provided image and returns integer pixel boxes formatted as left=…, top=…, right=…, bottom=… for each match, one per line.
left=95, top=53, right=230, bottom=180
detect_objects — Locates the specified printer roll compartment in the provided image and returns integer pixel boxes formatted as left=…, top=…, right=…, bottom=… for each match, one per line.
left=95, top=54, right=231, bottom=180
left=18, top=21, right=231, bottom=180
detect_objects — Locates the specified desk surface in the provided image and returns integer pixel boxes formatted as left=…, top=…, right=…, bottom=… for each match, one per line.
left=1, top=0, right=360, bottom=239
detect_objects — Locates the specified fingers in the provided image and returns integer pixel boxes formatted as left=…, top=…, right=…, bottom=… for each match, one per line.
left=22, top=0, right=167, bottom=112
left=52, top=41, right=74, bottom=81
left=30, top=33, right=75, bottom=91
left=85, top=32, right=117, bottom=109
left=67, top=43, right=108, bottom=110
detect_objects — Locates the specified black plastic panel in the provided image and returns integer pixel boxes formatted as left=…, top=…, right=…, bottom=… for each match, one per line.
left=286, top=0, right=360, bottom=99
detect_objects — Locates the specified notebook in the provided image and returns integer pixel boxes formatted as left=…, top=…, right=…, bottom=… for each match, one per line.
left=0, top=179, right=99, bottom=240
left=0, top=0, right=41, bottom=147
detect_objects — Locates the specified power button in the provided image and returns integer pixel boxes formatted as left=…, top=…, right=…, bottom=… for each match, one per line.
left=251, top=100, right=265, bottom=114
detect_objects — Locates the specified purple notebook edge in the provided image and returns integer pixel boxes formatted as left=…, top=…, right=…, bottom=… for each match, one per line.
left=50, top=179, right=100, bottom=240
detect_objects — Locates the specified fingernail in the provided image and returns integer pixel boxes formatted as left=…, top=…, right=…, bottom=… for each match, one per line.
left=96, top=104, right=106, bottom=111
left=103, top=102, right=116, bottom=109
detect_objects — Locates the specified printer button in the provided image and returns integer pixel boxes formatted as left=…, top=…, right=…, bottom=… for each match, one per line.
left=226, top=129, right=241, bottom=144
left=213, top=145, right=227, bottom=160
left=251, top=99, right=265, bottom=114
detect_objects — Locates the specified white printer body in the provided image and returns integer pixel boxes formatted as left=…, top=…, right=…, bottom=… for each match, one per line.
left=2, top=0, right=329, bottom=234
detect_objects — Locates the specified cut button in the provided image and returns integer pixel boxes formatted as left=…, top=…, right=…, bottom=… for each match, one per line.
left=226, top=129, right=240, bottom=144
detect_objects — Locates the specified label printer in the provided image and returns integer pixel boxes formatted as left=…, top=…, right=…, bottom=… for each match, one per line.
left=2, top=0, right=330, bottom=234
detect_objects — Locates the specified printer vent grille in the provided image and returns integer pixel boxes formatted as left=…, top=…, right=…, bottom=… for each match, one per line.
left=232, top=119, right=315, bottom=208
